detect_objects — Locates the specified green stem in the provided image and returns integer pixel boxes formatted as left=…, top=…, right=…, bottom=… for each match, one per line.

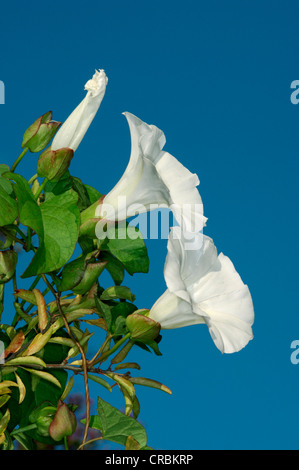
left=77, top=436, right=103, bottom=450
left=93, top=333, right=131, bottom=365
left=89, top=333, right=112, bottom=365
left=34, top=177, right=48, bottom=200
left=0, top=227, right=26, bottom=248
left=10, top=148, right=29, bottom=173
left=10, top=423, right=38, bottom=436
left=4, top=224, right=28, bottom=243
left=12, top=273, right=17, bottom=294
left=28, top=173, right=38, bottom=185
left=26, top=228, right=32, bottom=252
left=64, top=435, right=69, bottom=450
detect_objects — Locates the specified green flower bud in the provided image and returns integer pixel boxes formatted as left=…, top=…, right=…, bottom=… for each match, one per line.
left=36, top=411, right=56, bottom=437
left=0, top=249, right=17, bottom=284
left=126, top=312, right=161, bottom=344
left=37, top=147, right=74, bottom=181
left=29, top=403, right=57, bottom=437
left=22, top=111, right=61, bottom=153
left=49, top=401, right=77, bottom=442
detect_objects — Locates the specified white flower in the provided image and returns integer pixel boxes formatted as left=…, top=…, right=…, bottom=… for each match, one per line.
left=149, top=227, right=254, bottom=353
left=98, top=112, right=206, bottom=232
left=52, top=69, right=108, bottom=152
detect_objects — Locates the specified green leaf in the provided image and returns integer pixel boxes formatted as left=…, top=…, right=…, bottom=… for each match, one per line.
left=44, top=171, right=73, bottom=199
left=111, top=302, right=137, bottom=325
left=71, top=176, right=91, bottom=211
left=0, top=409, right=10, bottom=434
left=21, top=368, right=62, bottom=388
left=5, top=356, right=47, bottom=368
left=0, top=172, right=18, bottom=226
left=0, top=164, right=10, bottom=177
left=0, top=395, right=10, bottom=409
left=26, top=189, right=79, bottom=277
left=84, top=184, right=102, bottom=205
left=0, top=165, right=13, bottom=196
left=114, top=362, right=141, bottom=371
left=104, top=225, right=149, bottom=276
left=83, top=396, right=147, bottom=448
left=7, top=173, right=44, bottom=237
left=87, top=374, right=112, bottom=393
left=95, top=297, right=112, bottom=330
left=101, top=286, right=136, bottom=303
left=125, top=435, right=140, bottom=450
left=129, top=377, right=172, bottom=395
left=113, top=316, right=127, bottom=336
left=102, top=252, right=124, bottom=285
left=60, top=376, right=75, bottom=402
left=7, top=173, right=80, bottom=277
left=13, top=432, right=36, bottom=450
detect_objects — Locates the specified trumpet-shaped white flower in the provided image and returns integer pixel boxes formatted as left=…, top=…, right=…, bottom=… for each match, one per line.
left=149, top=227, right=254, bottom=353
left=98, top=112, right=206, bottom=232
left=52, top=69, right=108, bottom=152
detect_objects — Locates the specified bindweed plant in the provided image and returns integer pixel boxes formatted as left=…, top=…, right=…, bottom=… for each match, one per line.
left=0, top=69, right=254, bottom=451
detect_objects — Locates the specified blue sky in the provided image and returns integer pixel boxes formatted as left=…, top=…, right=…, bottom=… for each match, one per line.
left=1, top=0, right=299, bottom=450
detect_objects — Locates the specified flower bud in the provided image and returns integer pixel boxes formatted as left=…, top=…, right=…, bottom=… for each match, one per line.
left=36, top=408, right=57, bottom=437
left=37, top=147, right=73, bottom=181
left=51, top=69, right=108, bottom=152
left=49, top=401, right=77, bottom=441
left=29, top=403, right=57, bottom=437
left=0, top=249, right=17, bottom=284
left=22, top=111, right=61, bottom=153
left=126, top=312, right=161, bottom=344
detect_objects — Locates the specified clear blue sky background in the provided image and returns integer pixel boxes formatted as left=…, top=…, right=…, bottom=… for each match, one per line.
left=1, top=0, right=299, bottom=450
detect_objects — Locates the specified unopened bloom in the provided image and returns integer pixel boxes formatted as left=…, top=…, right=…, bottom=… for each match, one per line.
left=97, top=112, right=206, bottom=232
left=51, top=69, right=108, bottom=152
left=149, top=228, right=254, bottom=353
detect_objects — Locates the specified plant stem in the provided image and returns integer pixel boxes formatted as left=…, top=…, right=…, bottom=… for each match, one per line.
left=93, top=333, right=131, bottom=365
left=77, top=436, right=103, bottom=451
left=0, top=227, right=27, bottom=248
left=88, top=333, right=112, bottom=366
left=10, top=423, right=37, bottom=436
left=4, top=224, right=28, bottom=243
left=28, top=173, right=38, bottom=185
left=42, top=273, right=91, bottom=451
left=64, top=435, right=69, bottom=450
left=12, top=273, right=18, bottom=293
left=10, top=148, right=29, bottom=172
left=34, top=177, right=48, bottom=200
left=26, top=228, right=32, bottom=252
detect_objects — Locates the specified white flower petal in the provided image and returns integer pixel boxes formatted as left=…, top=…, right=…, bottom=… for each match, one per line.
left=164, top=228, right=216, bottom=297
left=204, top=309, right=254, bottom=354
left=159, top=227, right=254, bottom=353
left=101, top=112, right=205, bottom=229
left=52, top=69, right=108, bottom=151
left=102, top=112, right=168, bottom=219
left=149, top=289, right=205, bottom=329
left=156, top=152, right=206, bottom=232
left=124, top=112, right=166, bottom=166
